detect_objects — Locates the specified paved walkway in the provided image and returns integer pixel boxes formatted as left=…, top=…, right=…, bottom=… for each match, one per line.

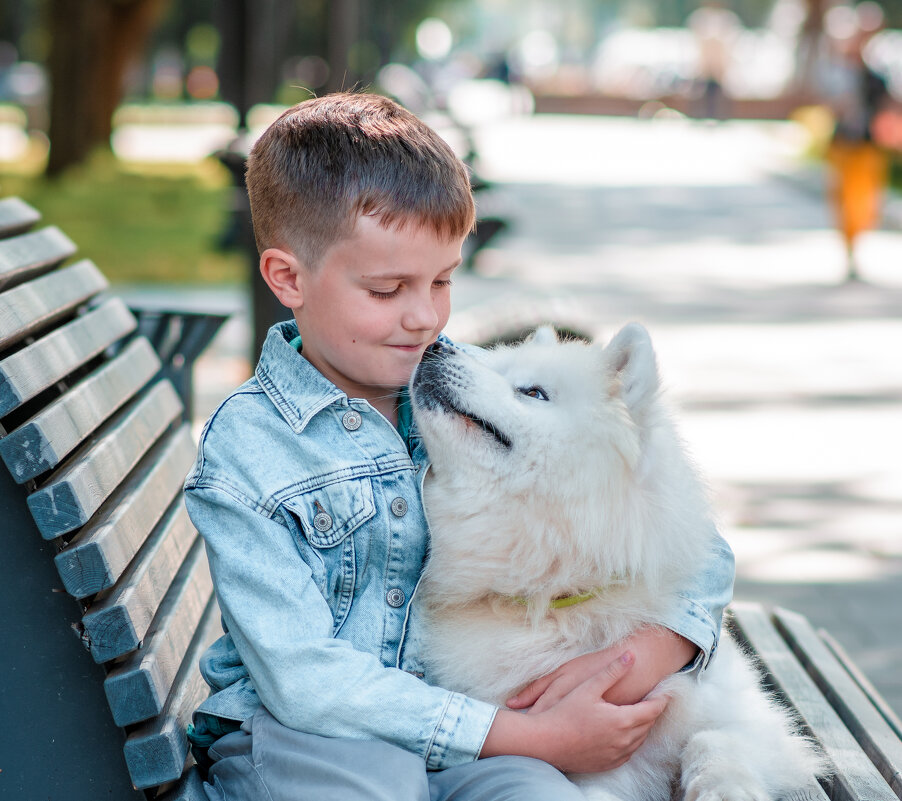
left=155, top=115, right=902, bottom=715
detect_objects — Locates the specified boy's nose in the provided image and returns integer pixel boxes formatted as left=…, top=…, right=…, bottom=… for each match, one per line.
left=403, top=299, right=439, bottom=332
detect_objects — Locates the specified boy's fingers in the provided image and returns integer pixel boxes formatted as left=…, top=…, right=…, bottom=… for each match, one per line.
left=507, top=674, right=554, bottom=709
left=632, top=692, right=670, bottom=725
left=579, top=651, right=634, bottom=698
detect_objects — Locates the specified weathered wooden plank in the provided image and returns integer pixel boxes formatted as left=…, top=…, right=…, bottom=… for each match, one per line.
left=0, top=259, right=108, bottom=351
left=0, top=337, right=160, bottom=483
left=104, top=540, right=216, bottom=727
left=774, top=608, right=902, bottom=799
left=82, top=499, right=198, bottom=663
left=54, top=424, right=196, bottom=597
left=0, top=226, right=77, bottom=291
left=155, top=766, right=208, bottom=801
left=122, top=595, right=220, bottom=788
left=0, top=296, right=136, bottom=417
left=0, top=197, right=41, bottom=238
left=27, top=380, right=183, bottom=539
left=821, top=630, right=902, bottom=742
left=730, top=602, right=898, bottom=801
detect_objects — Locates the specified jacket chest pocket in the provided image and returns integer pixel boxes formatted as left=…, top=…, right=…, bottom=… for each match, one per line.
left=283, top=477, right=376, bottom=633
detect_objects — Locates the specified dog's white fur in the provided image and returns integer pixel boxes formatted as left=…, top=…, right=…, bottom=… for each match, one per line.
left=410, top=324, right=823, bottom=801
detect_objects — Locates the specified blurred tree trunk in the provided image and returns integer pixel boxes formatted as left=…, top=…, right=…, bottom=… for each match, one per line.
left=45, top=0, right=169, bottom=176
left=216, top=0, right=291, bottom=130
left=326, top=0, right=359, bottom=93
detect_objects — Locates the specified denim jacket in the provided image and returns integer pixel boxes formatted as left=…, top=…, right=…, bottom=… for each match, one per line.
left=184, top=321, right=735, bottom=770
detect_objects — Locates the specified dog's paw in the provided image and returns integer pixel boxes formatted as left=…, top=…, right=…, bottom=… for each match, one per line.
left=684, top=770, right=772, bottom=801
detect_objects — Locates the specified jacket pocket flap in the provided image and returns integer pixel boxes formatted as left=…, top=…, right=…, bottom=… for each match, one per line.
left=283, top=477, right=375, bottom=548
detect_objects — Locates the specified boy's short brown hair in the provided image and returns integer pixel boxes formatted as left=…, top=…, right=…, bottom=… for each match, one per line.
left=246, top=92, right=476, bottom=267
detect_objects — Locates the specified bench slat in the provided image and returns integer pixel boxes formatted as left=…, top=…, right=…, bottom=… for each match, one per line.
left=821, top=631, right=902, bottom=742
left=124, top=653, right=209, bottom=790
left=104, top=539, right=216, bottom=727
left=730, top=602, right=897, bottom=801
left=82, top=498, right=198, bottom=663
left=0, top=337, right=160, bottom=483
left=0, top=296, right=137, bottom=417
left=0, top=259, right=108, bottom=350
left=27, top=380, right=183, bottom=539
left=0, top=226, right=78, bottom=291
left=774, top=608, right=902, bottom=799
left=54, top=423, right=197, bottom=597
left=0, top=196, right=41, bottom=238
left=122, top=596, right=221, bottom=788
left=156, top=766, right=208, bottom=801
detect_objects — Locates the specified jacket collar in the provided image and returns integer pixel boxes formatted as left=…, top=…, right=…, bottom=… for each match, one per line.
left=254, top=320, right=449, bottom=439
left=255, top=320, right=347, bottom=434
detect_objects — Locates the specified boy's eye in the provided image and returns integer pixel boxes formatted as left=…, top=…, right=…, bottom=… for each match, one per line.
left=369, top=288, right=400, bottom=299
left=518, top=386, right=549, bottom=401
left=433, top=279, right=453, bottom=289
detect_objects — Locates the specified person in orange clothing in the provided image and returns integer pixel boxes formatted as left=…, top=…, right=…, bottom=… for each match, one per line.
left=821, top=2, right=893, bottom=281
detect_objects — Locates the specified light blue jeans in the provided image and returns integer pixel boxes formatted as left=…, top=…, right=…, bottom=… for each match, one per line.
left=203, top=707, right=584, bottom=801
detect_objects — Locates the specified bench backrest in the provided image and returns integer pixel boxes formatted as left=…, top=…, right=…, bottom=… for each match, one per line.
left=0, top=197, right=216, bottom=801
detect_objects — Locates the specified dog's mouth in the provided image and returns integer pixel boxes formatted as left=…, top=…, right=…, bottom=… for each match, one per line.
left=413, top=353, right=513, bottom=450
left=456, top=406, right=513, bottom=450
left=424, top=390, right=513, bottom=450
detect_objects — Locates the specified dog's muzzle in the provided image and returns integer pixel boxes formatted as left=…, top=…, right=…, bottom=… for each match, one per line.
left=412, top=344, right=513, bottom=450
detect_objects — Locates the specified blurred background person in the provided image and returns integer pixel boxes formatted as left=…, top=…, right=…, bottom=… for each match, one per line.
left=820, top=2, right=894, bottom=281
left=687, top=2, right=742, bottom=121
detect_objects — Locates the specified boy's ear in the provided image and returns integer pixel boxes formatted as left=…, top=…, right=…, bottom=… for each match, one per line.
left=260, top=248, right=305, bottom=309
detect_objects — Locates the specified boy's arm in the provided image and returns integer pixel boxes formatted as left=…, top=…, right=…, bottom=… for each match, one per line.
left=185, top=484, right=496, bottom=770
left=508, top=528, right=735, bottom=711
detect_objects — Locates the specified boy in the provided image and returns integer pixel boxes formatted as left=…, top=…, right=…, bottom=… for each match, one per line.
left=184, top=92, right=735, bottom=801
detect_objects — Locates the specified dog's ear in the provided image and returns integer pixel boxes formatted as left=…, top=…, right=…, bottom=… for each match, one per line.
left=527, top=326, right=558, bottom=345
left=602, top=323, right=659, bottom=411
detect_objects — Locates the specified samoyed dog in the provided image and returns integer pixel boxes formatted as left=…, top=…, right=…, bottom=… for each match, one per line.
left=409, top=324, right=823, bottom=801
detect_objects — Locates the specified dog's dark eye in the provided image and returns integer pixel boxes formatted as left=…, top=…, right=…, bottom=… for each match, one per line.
left=518, top=386, right=549, bottom=401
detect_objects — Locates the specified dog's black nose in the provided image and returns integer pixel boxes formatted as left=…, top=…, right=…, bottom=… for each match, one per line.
left=425, top=340, right=454, bottom=359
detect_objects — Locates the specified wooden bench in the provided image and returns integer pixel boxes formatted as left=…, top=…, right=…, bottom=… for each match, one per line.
left=0, top=196, right=224, bottom=800
left=729, top=602, right=902, bottom=801
left=2, top=196, right=901, bottom=801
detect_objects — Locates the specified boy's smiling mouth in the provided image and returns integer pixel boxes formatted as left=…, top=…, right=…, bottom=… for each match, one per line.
left=389, top=343, right=430, bottom=351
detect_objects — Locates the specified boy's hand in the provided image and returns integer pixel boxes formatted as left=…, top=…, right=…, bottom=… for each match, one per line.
left=507, top=627, right=697, bottom=712
left=480, top=651, right=670, bottom=773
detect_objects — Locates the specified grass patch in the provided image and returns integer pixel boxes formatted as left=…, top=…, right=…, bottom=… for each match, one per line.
left=0, top=148, right=249, bottom=286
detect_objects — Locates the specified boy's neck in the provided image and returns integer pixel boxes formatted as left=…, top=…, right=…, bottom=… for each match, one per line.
left=373, top=395, right=399, bottom=427
left=288, top=332, right=401, bottom=426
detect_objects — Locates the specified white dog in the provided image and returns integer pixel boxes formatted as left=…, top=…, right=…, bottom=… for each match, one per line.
left=409, top=324, right=824, bottom=801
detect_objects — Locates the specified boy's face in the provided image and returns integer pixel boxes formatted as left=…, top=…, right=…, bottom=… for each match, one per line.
left=294, top=215, right=464, bottom=413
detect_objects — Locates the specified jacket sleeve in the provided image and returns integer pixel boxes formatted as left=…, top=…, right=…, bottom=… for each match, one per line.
left=184, top=483, right=497, bottom=769
left=657, top=526, right=735, bottom=673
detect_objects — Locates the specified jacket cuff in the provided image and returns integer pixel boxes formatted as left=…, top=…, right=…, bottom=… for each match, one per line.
left=424, top=692, right=497, bottom=770
left=658, top=594, right=721, bottom=675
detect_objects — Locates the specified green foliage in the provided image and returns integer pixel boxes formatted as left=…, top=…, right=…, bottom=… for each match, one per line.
left=0, top=149, right=248, bottom=285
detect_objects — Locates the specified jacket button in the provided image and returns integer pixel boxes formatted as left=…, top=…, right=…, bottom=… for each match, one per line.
left=390, top=497, right=408, bottom=517
left=313, top=511, right=333, bottom=531
left=386, top=588, right=406, bottom=607
left=342, top=410, right=362, bottom=431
